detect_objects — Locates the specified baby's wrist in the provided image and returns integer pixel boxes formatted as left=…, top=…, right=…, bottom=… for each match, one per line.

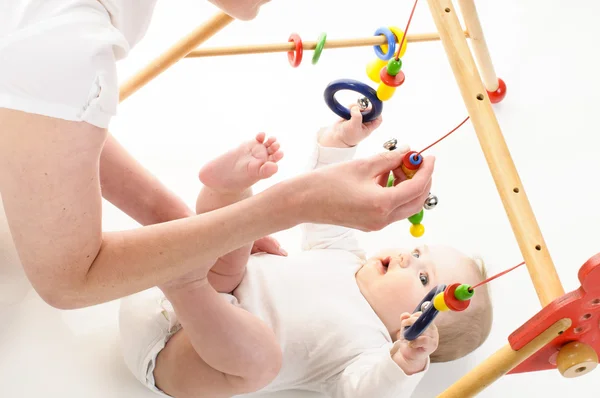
left=393, top=353, right=428, bottom=375
left=317, top=127, right=353, bottom=149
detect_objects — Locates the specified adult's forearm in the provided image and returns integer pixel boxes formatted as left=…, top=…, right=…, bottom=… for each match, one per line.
left=100, top=133, right=194, bottom=225
left=66, top=180, right=301, bottom=308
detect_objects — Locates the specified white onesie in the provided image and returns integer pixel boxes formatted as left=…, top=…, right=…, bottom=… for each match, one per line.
left=119, top=135, right=430, bottom=397
left=0, top=0, right=158, bottom=128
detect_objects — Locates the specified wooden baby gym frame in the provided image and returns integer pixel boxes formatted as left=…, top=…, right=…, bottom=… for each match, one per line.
left=118, top=0, right=600, bottom=396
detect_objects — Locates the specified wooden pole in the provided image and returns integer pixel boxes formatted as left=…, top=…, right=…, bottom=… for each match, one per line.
left=119, top=12, right=234, bottom=102
left=185, top=31, right=468, bottom=58
left=457, top=0, right=499, bottom=91
left=425, top=0, right=565, bottom=307
left=437, top=318, right=572, bottom=397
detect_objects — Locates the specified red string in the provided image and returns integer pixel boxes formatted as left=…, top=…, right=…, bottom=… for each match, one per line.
left=395, top=0, right=420, bottom=60
left=470, top=261, right=525, bottom=291
left=417, top=116, right=470, bottom=155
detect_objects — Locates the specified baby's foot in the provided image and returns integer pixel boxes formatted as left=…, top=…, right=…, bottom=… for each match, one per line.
left=199, top=132, right=284, bottom=192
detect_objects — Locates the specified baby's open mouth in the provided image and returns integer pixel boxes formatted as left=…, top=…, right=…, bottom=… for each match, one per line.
left=380, top=256, right=391, bottom=274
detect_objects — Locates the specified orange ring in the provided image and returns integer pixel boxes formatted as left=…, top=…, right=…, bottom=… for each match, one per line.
left=288, top=33, right=303, bottom=68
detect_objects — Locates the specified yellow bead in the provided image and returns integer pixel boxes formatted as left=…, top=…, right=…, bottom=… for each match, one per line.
left=377, top=83, right=396, bottom=101
left=366, top=58, right=387, bottom=83
left=410, top=223, right=425, bottom=237
left=433, top=292, right=450, bottom=312
left=386, top=26, right=408, bottom=58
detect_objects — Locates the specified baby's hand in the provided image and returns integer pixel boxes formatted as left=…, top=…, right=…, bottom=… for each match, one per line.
left=318, top=104, right=383, bottom=148
left=391, top=312, right=439, bottom=375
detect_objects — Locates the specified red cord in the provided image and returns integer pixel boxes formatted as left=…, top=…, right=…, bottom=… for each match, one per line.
left=396, top=0, right=420, bottom=60
left=418, top=116, right=470, bottom=155
left=470, top=261, right=525, bottom=290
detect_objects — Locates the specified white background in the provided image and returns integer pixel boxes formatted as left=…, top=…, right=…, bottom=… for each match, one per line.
left=1, top=0, right=600, bottom=396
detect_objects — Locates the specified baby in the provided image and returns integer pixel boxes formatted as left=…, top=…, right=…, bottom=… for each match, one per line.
left=119, top=106, right=493, bottom=398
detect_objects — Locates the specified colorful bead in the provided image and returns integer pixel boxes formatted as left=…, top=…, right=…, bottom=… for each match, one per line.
left=401, top=151, right=422, bottom=178
left=408, top=210, right=424, bottom=225
left=454, top=284, right=474, bottom=301
left=380, top=68, right=405, bottom=88
left=388, top=26, right=408, bottom=58
left=387, top=172, right=395, bottom=187
left=366, top=58, right=387, bottom=83
left=433, top=292, right=450, bottom=312
left=377, top=83, right=396, bottom=101
left=373, top=27, right=396, bottom=61
left=444, top=283, right=471, bottom=312
left=387, top=58, right=402, bottom=76
left=410, top=224, right=425, bottom=237
left=487, top=77, right=507, bottom=104
left=287, top=33, right=303, bottom=68
left=312, top=33, right=327, bottom=65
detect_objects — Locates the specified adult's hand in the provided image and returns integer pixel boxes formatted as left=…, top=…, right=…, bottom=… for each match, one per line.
left=299, top=148, right=434, bottom=232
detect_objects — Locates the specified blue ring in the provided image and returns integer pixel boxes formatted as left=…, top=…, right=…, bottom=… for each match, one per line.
left=324, top=79, right=383, bottom=123
left=373, top=27, right=396, bottom=61
left=403, top=284, right=447, bottom=341
left=410, top=153, right=423, bottom=166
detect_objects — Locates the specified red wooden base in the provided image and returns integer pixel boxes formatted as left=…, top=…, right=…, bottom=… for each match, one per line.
left=507, top=253, right=600, bottom=374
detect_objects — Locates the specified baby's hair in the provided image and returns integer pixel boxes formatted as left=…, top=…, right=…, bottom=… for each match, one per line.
left=430, top=255, right=493, bottom=363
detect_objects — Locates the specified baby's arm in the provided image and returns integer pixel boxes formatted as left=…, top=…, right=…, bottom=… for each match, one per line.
left=325, top=345, right=429, bottom=398
left=326, top=312, right=437, bottom=397
left=301, top=106, right=382, bottom=258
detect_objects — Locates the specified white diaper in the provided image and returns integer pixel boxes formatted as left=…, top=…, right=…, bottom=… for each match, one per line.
left=118, top=287, right=239, bottom=396
left=0, top=0, right=129, bottom=129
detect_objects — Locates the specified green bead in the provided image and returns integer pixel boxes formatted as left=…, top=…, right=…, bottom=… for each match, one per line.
left=387, top=172, right=395, bottom=187
left=387, top=58, right=402, bottom=76
left=408, top=209, right=424, bottom=225
left=455, top=284, right=474, bottom=301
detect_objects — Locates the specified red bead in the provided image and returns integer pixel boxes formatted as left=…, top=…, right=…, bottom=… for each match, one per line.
left=444, top=283, right=470, bottom=312
left=380, top=68, right=405, bottom=88
left=487, top=78, right=507, bottom=103
left=288, top=33, right=303, bottom=68
left=402, top=151, right=421, bottom=171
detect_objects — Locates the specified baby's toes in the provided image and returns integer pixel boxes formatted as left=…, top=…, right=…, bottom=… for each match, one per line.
left=259, top=162, right=278, bottom=179
left=269, top=149, right=284, bottom=163
left=255, top=132, right=266, bottom=143
left=267, top=141, right=280, bottom=155
left=263, top=136, right=277, bottom=148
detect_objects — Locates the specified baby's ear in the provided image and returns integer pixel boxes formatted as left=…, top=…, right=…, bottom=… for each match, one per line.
left=471, top=254, right=487, bottom=278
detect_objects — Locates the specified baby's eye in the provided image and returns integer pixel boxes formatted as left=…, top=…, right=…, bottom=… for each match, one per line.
left=419, top=272, right=429, bottom=286
left=411, top=250, right=420, bottom=259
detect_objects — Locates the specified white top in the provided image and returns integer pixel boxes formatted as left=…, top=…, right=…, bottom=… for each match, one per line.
left=0, top=0, right=158, bottom=58
left=233, top=136, right=429, bottom=397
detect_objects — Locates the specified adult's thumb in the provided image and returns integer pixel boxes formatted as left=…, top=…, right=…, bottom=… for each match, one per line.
left=367, top=145, right=411, bottom=175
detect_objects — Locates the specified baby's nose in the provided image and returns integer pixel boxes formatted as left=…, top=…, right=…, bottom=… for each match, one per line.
left=398, top=254, right=411, bottom=268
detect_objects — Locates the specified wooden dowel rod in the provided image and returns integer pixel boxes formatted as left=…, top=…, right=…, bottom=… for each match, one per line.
left=457, top=0, right=499, bottom=91
left=119, top=12, right=234, bottom=102
left=186, top=31, right=469, bottom=58
left=426, top=0, right=565, bottom=307
left=438, top=318, right=572, bottom=397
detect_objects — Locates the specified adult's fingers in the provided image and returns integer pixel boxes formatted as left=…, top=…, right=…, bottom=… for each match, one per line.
left=366, top=147, right=413, bottom=177
left=384, top=156, right=435, bottom=206
left=387, top=178, right=433, bottom=221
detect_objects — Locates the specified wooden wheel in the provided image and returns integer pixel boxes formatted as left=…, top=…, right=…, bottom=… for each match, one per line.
left=556, top=341, right=598, bottom=378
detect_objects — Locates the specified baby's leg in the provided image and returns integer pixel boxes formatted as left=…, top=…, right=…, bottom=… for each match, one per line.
left=155, top=281, right=282, bottom=397
left=195, top=132, right=283, bottom=293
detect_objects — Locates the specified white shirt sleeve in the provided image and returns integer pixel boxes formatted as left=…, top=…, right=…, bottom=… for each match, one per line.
left=326, top=341, right=430, bottom=398
left=300, top=129, right=365, bottom=259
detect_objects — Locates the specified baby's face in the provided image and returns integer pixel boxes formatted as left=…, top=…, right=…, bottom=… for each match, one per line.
left=208, top=0, right=271, bottom=20
left=356, top=245, right=481, bottom=331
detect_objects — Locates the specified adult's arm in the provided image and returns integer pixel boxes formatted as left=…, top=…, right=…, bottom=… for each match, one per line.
left=0, top=109, right=432, bottom=310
